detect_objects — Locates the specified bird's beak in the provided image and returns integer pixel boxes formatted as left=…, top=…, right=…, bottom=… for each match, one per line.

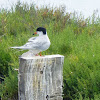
left=33, top=32, right=37, bottom=35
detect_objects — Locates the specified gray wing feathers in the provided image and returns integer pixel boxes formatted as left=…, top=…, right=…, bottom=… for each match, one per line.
left=28, top=37, right=37, bottom=42
left=11, top=39, right=43, bottom=50
left=11, top=36, right=49, bottom=50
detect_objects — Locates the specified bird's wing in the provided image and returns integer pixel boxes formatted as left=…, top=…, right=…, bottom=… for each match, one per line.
left=28, top=37, right=37, bottom=42
left=22, top=37, right=46, bottom=50
left=11, top=36, right=47, bottom=50
left=11, top=41, right=40, bottom=50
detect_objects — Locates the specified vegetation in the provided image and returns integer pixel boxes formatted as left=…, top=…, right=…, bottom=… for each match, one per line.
left=0, top=1, right=100, bottom=100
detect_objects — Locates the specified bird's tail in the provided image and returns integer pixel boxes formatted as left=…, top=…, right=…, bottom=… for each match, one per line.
left=11, top=46, right=22, bottom=49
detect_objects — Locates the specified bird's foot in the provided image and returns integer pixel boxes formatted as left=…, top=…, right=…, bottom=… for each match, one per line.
left=40, top=52, right=42, bottom=56
left=35, top=52, right=42, bottom=56
left=35, top=54, right=39, bottom=56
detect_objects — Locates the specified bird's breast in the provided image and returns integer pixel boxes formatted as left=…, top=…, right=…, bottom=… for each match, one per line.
left=40, top=36, right=50, bottom=51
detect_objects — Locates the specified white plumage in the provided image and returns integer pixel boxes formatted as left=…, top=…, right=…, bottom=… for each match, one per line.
left=11, top=27, right=51, bottom=56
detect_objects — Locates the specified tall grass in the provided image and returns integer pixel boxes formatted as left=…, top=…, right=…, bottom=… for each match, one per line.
left=0, top=1, right=100, bottom=100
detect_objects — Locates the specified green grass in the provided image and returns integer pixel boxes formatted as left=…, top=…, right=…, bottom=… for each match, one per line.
left=0, top=1, right=100, bottom=100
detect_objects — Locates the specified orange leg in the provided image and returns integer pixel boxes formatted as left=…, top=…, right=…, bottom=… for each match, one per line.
left=40, top=52, right=42, bottom=56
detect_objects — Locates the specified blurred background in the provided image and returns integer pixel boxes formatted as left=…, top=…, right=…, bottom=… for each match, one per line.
left=0, top=0, right=100, bottom=18
left=0, top=0, right=100, bottom=100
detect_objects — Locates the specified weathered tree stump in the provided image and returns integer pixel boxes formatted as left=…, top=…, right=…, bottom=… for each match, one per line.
left=18, top=55, right=64, bottom=100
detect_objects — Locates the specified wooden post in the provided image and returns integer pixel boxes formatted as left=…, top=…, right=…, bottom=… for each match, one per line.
left=18, top=55, right=64, bottom=100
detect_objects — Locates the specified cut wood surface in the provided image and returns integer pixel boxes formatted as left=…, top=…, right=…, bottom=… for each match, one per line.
left=18, top=55, right=64, bottom=100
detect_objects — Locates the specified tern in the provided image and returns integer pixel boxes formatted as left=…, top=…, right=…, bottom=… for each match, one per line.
left=11, top=27, right=51, bottom=56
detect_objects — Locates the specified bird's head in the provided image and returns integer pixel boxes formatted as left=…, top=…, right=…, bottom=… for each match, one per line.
left=33, top=27, right=46, bottom=36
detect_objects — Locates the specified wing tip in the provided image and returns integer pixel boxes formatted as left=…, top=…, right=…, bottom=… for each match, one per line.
left=11, top=47, right=19, bottom=49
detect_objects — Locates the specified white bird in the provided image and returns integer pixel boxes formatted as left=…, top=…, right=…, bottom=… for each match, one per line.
left=11, top=27, right=51, bottom=56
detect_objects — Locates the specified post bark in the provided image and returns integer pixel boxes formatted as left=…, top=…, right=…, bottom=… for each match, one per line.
left=18, top=55, right=64, bottom=100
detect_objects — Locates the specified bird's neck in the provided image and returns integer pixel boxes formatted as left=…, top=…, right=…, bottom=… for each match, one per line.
left=39, top=34, right=47, bottom=37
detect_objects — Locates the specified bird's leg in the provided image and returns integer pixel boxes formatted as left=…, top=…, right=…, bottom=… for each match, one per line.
left=35, top=54, right=39, bottom=56
left=40, top=52, right=42, bottom=56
